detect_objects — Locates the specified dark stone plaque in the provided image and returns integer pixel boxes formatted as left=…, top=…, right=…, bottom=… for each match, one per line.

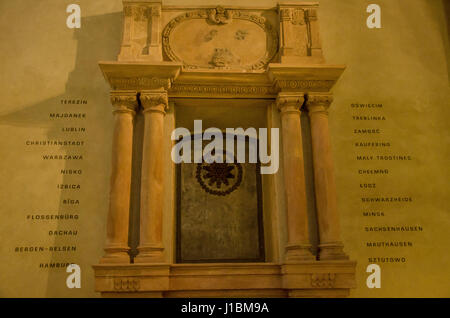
left=176, top=159, right=264, bottom=263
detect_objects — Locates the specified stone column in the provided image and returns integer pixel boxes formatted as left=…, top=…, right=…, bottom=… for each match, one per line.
left=277, top=92, right=315, bottom=262
left=135, top=90, right=168, bottom=263
left=101, top=90, right=138, bottom=264
left=306, top=93, right=348, bottom=260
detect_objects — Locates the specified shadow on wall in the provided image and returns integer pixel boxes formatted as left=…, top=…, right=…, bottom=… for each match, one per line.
left=443, top=0, right=450, bottom=82
left=0, top=12, right=123, bottom=297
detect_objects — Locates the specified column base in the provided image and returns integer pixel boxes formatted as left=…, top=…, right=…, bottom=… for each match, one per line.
left=318, top=242, right=349, bottom=261
left=135, top=245, right=165, bottom=263
left=284, top=243, right=316, bottom=262
left=100, top=246, right=131, bottom=264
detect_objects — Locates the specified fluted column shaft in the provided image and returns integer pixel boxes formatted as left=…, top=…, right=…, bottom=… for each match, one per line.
left=277, top=92, right=315, bottom=262
left=101, top=91, right=137, bottom=264
left=306, top=93, right=348, bottom=260
left=135, top=90, right=168, bottom=263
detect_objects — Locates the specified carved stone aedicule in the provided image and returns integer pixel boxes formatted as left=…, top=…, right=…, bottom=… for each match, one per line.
left=162, top=7, right=278, bottom=70
left=96, top=1, right=355, bottom=298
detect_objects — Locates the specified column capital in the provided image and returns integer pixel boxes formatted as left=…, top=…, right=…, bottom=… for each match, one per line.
left=276, top=92, right=305, bottom=114
left=110, top=90, right=138, bottom=114
left=306, top=93, right=333, bottom=115
left=140, top=90, right=168, bottom=114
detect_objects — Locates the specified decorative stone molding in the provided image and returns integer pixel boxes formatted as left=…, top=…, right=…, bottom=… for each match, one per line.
left=113, top=278, right=140, bottom=292
left=268, top=64, right=346, bottom=93
left=150, top=5, right=161, bottom=17
left=207, top=6, right=233, bottom=25
left=162, top=8, right=278, bottom=70
left=99, top=62, right=182, bottom=91
left=110, top=91, right=138, bottom=114
left=311, top=273, right=335, bottom=288
left=307, top=93, right=333, bottom=106
left=140, top=91, right=168, bottom=114
left=276, top=80, right=336, bottom=91
left=280, top=7, right=307, bottom=25
left=94, top=262, right=356, bottom=297
left=306, top=93, right=334, bottom=115
left=110, top=77, right=172, bottom=91
left=276, top=93, right=305, bottom=113
left=131, top=6, right=150, bottom=21
left=209, top=48, right=239, bottom=68
left=169, top=83, right=277, bottom=98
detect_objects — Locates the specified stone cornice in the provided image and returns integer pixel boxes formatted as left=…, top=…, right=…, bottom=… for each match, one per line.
left=99, top=61, right=182, bottom=90
left=101, top=62, right=346, bottom=98
left=169, top=69, right=276, bottom=98
left=268, top=63, right=345, bottom=92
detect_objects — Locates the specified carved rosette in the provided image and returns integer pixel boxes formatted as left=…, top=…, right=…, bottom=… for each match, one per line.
left=196, top=162, right=243, bottom=196
left=306, top=93, right=333, bottom=115
left=110, top=91, right=138, bottom=114
left=140, top=91, right=168, bottom=114
left=162, top=7, right=278, bottom=70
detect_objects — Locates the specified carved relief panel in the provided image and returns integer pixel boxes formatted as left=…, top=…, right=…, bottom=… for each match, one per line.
left=117, top=3, right=325, bottom=66
left=162, top=7, right=278, bottom=70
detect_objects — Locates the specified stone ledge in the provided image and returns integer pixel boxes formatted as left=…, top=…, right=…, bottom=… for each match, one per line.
left=93, top=261, right=356, bottom=298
